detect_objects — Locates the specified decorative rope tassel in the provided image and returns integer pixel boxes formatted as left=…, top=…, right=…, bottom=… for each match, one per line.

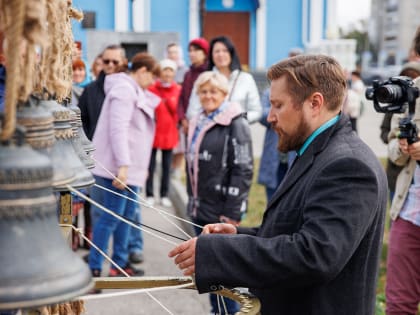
left=31, top=300, right=85, bottom=315
left=69, top=300, right=85, bottom=315
left=0, top=0, right=46, bottom=140
left=0, top=0, right=25, bottom=141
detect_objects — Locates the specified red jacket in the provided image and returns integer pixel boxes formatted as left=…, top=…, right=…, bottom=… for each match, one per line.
left=148, top=80, right=181, bottom=149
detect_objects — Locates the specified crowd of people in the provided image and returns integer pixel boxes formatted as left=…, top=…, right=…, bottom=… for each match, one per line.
left=72, top=36, right=262, bottom=312
left=16, top=25, right=417, bottom=314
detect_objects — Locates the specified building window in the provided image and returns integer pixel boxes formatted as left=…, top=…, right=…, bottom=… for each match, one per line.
left=82, top=11, right=96, bottom=29
left=121, top=43, right=148, bottom=61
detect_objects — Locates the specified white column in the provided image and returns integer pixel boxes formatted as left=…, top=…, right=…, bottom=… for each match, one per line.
left=309, top=0, right=324, bottom=44
left=326, top=0, right=339, bottom=39
left=256, top=0, right=266, bottom=69
left=132, top=0, right=150, bottom=32
left=115, top=0, right=129, bottom=32
left=189, top=0, right=200, bottom=40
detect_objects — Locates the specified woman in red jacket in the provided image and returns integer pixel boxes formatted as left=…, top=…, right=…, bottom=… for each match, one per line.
left=147, top=59, right=181, bottom=207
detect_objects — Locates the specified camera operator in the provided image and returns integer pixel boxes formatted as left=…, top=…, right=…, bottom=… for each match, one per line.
left=380, top=63, right=420, bottom=203
left=385, top=25, right=420, bottom=315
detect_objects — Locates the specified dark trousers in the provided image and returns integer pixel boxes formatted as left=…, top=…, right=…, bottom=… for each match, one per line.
left=146, top=148, right=173, bottom=197
left=386, top=218, right=420, bottom=315
left=350, top=117, right=358, bottom=133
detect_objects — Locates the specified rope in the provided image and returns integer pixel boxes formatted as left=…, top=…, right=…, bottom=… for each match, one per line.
left=217, top=293, right=229, bottom=315
left=0, top=0, right=25, bottom=141
left=91, top=156, right=200, bottom=238
left=21, top=0, right=47, bottom=101
left=66, top=186, right=179, bottom=246
left=68, top=187, right=228, bottom=314
left=94, top=183, right=203, bottom=230
left=61, top=0, right=74, bottom=101
left=62, top=224, right=127, bottom=276
left=66, top=225, right=176, bottom=314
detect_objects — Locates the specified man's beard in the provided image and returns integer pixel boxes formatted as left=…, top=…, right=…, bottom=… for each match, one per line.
left=277, top=117, right=310, bottom=153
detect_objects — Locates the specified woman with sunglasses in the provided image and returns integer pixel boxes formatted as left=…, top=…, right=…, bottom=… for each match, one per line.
left=78, top=44, right=126, bottom=141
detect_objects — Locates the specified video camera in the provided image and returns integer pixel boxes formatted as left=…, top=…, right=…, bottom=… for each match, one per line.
left=365, top=76, right=420, bottom=144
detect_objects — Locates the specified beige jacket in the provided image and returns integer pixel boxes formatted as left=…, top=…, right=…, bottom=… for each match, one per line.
left=388, top=77, right=420, bottom=220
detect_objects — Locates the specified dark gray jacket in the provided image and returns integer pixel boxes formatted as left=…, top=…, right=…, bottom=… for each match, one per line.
left=78, top=71, right=106, bottom=140
left=186, top=102, right=253, bottom=223
left=195, top=115, right=387, bottom=315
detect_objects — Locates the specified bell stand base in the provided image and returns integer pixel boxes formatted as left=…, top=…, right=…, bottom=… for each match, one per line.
left=59, top=191, right=73, bottom=245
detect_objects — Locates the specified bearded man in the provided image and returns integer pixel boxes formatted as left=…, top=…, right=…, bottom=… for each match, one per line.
left=169, top=54, right=387, bottom=315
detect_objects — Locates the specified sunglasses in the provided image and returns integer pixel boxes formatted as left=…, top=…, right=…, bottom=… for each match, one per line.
left=103, top=59, right=120, bottom=65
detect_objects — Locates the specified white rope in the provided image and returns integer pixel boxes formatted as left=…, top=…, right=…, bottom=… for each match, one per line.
left=62, top=224, right=128, bottom=275
left=66, top=224, right=181, bottom=314
left=91, top=156, right=201, bottom=238
left=67, top=185, right=178, bottom=246
left=94, top=183, right=202, bottom=230
left=216, top=294, right=229, bottom=315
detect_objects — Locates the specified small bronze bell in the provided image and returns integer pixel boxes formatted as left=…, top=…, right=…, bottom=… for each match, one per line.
left=40, top=99, right=95, bottom=190
left=68, top=104, right=95, bottom=154
left=0, top=140, right=93, bottom=310
left=68, top=108, right=95, bottom=169
left=16, top=98, right=76, bottom=187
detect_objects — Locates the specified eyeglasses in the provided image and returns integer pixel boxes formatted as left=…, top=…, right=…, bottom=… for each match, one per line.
left=103, top=59, right=120, bottom=65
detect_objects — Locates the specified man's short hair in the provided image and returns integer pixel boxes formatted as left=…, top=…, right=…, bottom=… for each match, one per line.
left=267, top=54, right=347, bottom=111
left=102, top=44, right=126, bottom=59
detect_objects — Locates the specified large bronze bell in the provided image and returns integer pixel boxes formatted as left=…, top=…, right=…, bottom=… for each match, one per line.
left=0, top=140, right=93, bottom=310
left=39, top=99, right=95, bottom=190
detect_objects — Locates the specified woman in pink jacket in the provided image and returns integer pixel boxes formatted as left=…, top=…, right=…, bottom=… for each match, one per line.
left=88, top=52, right=160, bottom=278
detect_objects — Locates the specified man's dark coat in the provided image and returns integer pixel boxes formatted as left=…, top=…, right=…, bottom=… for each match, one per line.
left=195, top=115, right=387, bottom=315
left=78, top=71, right=106, bottom=140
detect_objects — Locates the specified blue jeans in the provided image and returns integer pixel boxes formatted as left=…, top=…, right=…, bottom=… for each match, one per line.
left=88, top=176, right=139, bottom=271
left=128, top=203, right=144, bottom=255
left=193, top=219, right=240, bottom=315
left=90, top=176, right=105, bottom=227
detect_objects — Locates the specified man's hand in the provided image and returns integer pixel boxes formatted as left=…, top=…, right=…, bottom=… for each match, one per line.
left=112, top=166, right=128, bottom=190
left=202, top=223, right=237, bottom=235
left=400, top=138, right=420, bottom=160
left=168, top=237, right=197, bottom=276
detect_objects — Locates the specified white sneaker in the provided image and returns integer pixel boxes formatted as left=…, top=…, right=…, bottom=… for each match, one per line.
left=161, top=197, right=172, bottom=208
left=145, top=197, right=155, bottom=206
left=171, top=168, right=181, bottom=179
